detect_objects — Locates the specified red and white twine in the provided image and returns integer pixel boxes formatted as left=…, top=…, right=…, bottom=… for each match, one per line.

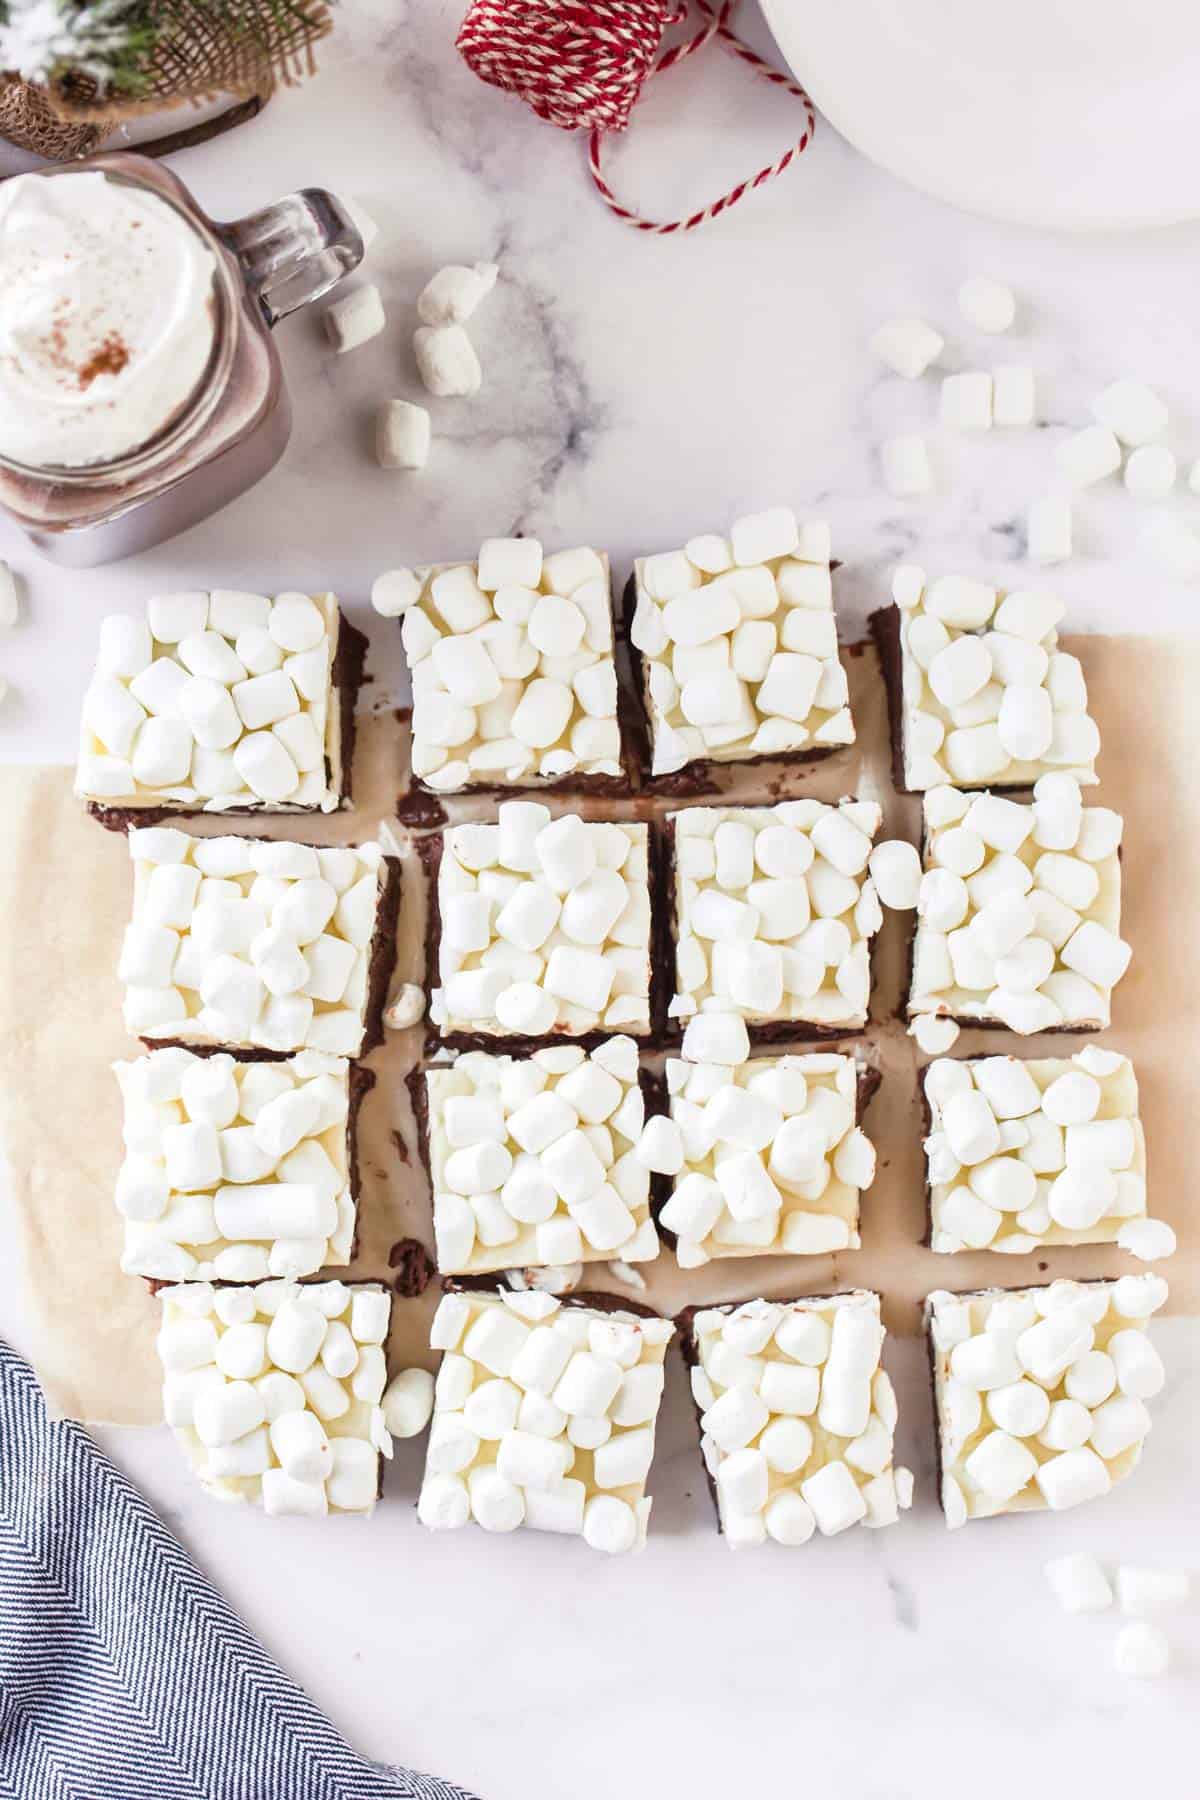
left=456, top=0, right=816, bottom=234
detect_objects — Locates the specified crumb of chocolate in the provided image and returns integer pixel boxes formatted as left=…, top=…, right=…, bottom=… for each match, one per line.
left=389, top=1237, right=435, bottom=1297
left=390, top=1127, right=410, bottom=1166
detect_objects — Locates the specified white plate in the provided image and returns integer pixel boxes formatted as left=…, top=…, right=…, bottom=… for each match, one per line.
left=759, top=0, right=1200, bottom=229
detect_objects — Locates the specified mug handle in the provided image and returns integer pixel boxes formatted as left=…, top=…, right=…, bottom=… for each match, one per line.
left=219, top=189, right=363, bottom=328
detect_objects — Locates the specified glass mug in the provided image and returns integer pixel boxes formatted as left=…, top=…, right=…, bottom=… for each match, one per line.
left=0, top=152, right=362, bottom=566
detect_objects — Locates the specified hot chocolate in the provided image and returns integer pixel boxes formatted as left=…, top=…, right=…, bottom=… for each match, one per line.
left=0, top=171, right=219, bottom=470
left=0, top=155, right=362, bottom=567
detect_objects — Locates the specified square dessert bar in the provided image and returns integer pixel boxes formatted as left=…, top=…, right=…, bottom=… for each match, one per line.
left=115, top=1048, right=368, bottom=1284
left=923, top=1048, right=1147, bottom=1255
left=908, top=778, right=1129, bottom=1035
left=625, top=507, right=854, bottom=784
left=120, top=827, right=400, bottom=1056
left=424, top=802, right=652, bottom=1048
left=416, top=1037, right=659, bottom=1277
left=417, top=1287, right=673, bottom=1553
left=926, top=1275, right=1167, bottom=1527
left=680, top=1294, right=912, bottom=1547
left=157, top=1278, right=393, bottom=1515
left=76, top=589, right=365, bottom=828
left=666, top=798, right=886, bottom=1038
left=870, top=566, right=1100, bottom=793
left=648, top=1051, right=878, bottom=1266
left=392, top=539, right=629, bottom=797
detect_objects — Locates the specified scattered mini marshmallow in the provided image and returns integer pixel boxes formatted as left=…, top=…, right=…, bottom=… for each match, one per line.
left=417, top=262, right=498, bottom=327
left=414, top=324, right=482, bottom=397
left=1122, top=444, right=1176, bottom=500
left=376, top=400, right=431, bottom=470
left=371, top=568, right=423, bottom=618
left=1092, top=380, right=1168, bottom=447
left=1027, top=496, right=1072, bottom=564
left=909, top=1014, right=959, bottom=1055
left=959, top=278, right=1016, bottom=334
left=1057, top=425, right=1122, bottom=487
left=1142, top=510, right=1200, bottom=577
left=0, top=560, right=17, bottom=628
left=882, top=434, right=933, bottom=498
left=382, top=1367, right=435, bottom=1437
left=1044, top=1552, right=1114, bottom=1614
left=870, top=318, right=944, bottom=380
left=940, top=371, right=993, bottom=431
left=322, top=284, right=386, bottom=354
left=384, top=983, right=426, bottom=1030
left=1117, top=1218, right=1177, bottom=1262
left=1113, top=1621, right=1170, bottom=1679
left=1115, top=1566, right=1190, bottom=1616
left=992, top=365, right=1036, bottom=428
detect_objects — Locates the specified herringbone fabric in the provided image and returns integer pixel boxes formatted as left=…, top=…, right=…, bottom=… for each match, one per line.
left=0, top=1340, right=477, bottom=1800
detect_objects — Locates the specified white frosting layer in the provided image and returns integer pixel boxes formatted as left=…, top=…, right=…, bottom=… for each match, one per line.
left=669, top=798, right=883, bottom=1031
left=115, top=1048, right=355, bottom=1284
left=890, top=566, right=1100, bottom=790
left=425, top=1038, right=658, bottom=1275
left=75, top=591, right=343, bottom=813
left=631, top=509, right=853, bottom=774
left=908, top=779, right=1129, bottom=1034
left=927, top=1277, right=1168, bottom=1527
left=418, top=1288, right=673, bottom=1552
left=690, top=1293, right=911, bottom=1547
left=121, top=828, right=388, bottom=1055
left=395, top=540, right=623, bottom=790
left=0, top=171, right=218, bottom=469
left=158, top=1278, right=391, bottom=1515
left=431, top=803, right=651, bottom=1039
left=924, top=1048, right=1147, bottom=1254
left=658, top=1051, right=875, bottom=1266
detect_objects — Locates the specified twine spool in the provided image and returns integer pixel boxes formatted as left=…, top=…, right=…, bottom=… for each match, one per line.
left=457, top=0, right=815, bottom=234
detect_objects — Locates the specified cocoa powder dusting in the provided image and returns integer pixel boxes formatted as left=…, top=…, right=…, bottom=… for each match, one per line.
left=76, top=333, right=130, bottom=389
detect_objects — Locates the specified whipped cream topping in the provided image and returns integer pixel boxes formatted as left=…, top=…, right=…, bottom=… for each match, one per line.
left=0, top=171, right=218, bottom=469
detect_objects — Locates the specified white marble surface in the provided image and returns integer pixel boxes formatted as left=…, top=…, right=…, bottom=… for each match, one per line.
left=1, top=1, right=1198, bottom=1791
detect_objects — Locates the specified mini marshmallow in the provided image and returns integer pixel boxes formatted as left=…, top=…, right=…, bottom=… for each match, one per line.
left=1124, top=445, right=1176, bottom=499
left=870, top=318, right=943, bottom=379
left=1092, top=379, right=1168, bottom=448
left=940, top=371, right=992, bottom=431
left=1027, top=498, right=1072, bottom=565
left=1113, top=1622, right=1170, bottom=1679
left=322, top=283, right=385, bottom=353
left=376, top=400, right=431, bottom=470
left=992, top=365, right=1036, bottom=428
left=1045, top=1552, right=1114, bottom=1614
left=881, top=434, right=933, bottom=498
left=417, top=262, right=498, bottom=327
left=1057, top=425, right=1122, bottom=487
left=414, top=324, right=482, bottom=397
left=958, top=278, right=1016, bottom=334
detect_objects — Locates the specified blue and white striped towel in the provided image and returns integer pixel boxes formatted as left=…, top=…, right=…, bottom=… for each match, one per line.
left=0, top=1339, right=477, bottom=1800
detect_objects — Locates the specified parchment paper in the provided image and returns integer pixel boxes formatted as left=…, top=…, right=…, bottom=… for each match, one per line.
left=1, top=636, right=1195, bottom=1428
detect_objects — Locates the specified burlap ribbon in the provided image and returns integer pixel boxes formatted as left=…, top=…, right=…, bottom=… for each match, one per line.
left=0, top=0, right=332, bottom=159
